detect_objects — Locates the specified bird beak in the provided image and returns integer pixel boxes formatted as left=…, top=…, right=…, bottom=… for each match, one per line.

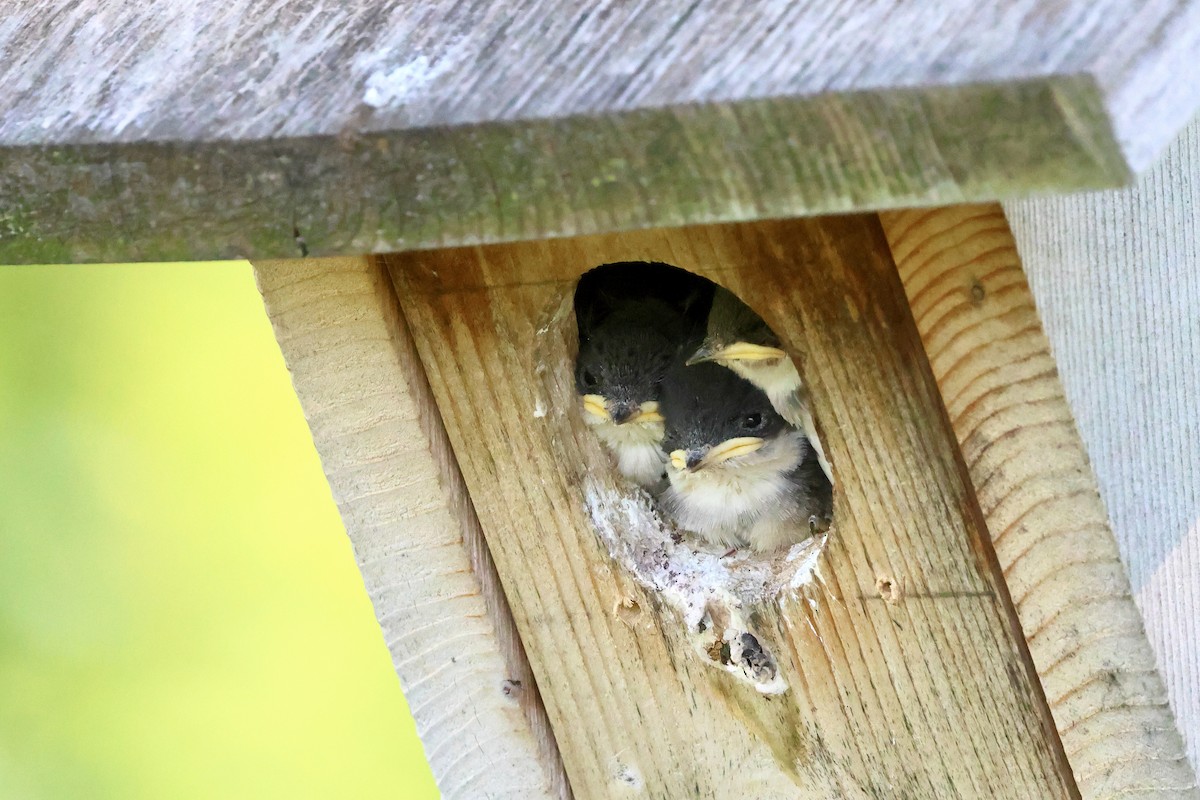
left=633, top=401, right=664, bottom=424
left=612, top=401, right=663, bottom=424
left=688, top=341, right=788, bottom=365
left=670, top=448, right=704, bottom=471
left=611, top=401, right=643, bottom=424
left=584, top=396, right=664, bottom=425
left=685, top=343, right=718, bottom=366
left=582, top=394, right=610, bottom=420
left=703, top=437, right=766, bottom=467
left=608, top=401, right=636, bottom=424
left=670, top=437, right=765, bottom=472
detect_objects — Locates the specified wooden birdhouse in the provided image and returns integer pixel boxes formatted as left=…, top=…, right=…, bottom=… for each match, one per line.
left=4, top=3, right=1198, bottom=798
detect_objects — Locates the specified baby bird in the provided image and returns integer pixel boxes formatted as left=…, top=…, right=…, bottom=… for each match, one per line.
left=687, top=286, right=830, bottom=480
left=575, top=263, right=712, bottom=488
left=659, top=361, right=831, bottom=552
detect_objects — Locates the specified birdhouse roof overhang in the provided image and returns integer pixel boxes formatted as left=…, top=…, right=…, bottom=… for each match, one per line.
left=2, top=0, right=1198, bottom=264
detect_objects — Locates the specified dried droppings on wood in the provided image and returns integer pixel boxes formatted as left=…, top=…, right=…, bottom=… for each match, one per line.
left=578, top=443, right=830, bottom=695
left=610, top=761, right=644, bottom=794
left=580, top=482, right=814, bottom=695
left=705, top=637, right=724, bottom=663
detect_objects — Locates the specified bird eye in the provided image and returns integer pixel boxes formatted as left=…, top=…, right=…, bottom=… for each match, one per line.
left=582, top=370, right=598, bottom=388
left=741, top=412, right=764, bottom=431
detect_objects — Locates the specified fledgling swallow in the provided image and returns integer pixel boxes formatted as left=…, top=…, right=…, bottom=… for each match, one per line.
left=659, top=361, right=832, bottom=552
left=686, top=286, right=830, bottom=480
left=575, top=263, right=713, bottom=488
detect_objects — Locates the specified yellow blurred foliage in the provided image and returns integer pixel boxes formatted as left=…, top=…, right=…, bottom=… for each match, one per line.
left=0, top=263, right=438, bottom=799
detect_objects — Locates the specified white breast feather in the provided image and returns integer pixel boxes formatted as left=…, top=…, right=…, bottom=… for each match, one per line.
left=586, top=415, right=666, bottom=488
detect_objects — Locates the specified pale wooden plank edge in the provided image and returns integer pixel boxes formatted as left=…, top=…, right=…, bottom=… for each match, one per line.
left=881, top=205, right=1199, bottom=799
left=253, top=256, right=570, bottom=800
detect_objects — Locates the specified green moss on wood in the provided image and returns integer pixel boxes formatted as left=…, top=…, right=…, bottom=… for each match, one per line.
left=0, top=76, right=1130, bottom=265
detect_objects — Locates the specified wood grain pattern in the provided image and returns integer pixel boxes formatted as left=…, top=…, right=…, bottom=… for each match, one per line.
left=881, top=205, right=1199, bottom=799
left=1006, top=117, right=1200, bottom=776
left=383, top=219, right=1078, bottom=798
left=253, top=256, right=569, bottom=800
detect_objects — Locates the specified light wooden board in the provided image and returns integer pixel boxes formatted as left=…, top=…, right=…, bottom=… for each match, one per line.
left=5, top=0, right=1200, bottom=263
left=383, top=219, right=1077, bottom=798
left=881, top=205, right=1199, bottom=798
left=253, top=256, right=569, bottom=799
left=1006, top=115, right=1200, bottom=776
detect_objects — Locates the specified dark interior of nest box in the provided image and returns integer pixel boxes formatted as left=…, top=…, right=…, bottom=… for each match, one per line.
left=531, top=260, right=836, bottom=694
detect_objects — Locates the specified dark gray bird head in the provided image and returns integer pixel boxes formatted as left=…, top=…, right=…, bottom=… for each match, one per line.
left=686, top=286, right=787, bottom=368
left=660, top=361, right=788, bottom=471
left=575, top=262, right=713, bottom=426
left=575, top=300, right=683, bottom=425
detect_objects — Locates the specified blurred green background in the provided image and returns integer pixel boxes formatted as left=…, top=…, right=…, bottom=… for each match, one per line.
left=0, top=263, right=439, bottom=799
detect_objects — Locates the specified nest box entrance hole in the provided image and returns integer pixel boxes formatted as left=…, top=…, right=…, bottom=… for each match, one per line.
left=531, top=260, right=837, bottom=693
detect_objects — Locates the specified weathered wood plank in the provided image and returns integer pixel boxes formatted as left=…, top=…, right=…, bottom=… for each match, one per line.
left=0, top=80, right=1125, bottom=265
left=4, top=0, right=1194, bottom=162
left=383, top=219, right=1077, bottom=798
left=253, top=256, right=569, bottom=799
left=881, top=204, right=1199, bottom=798
left=4, top=0, right=1199, bottom=263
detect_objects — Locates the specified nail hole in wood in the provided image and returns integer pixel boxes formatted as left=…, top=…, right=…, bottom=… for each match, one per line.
left=876, top=575, right=902, bottom=604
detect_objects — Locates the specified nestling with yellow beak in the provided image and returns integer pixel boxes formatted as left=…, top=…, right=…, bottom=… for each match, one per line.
left=687, top=286, right=830, bottom=480
left=659, top=361, right=832, bottom=552
left=575, top=263, right=712, bottom=488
